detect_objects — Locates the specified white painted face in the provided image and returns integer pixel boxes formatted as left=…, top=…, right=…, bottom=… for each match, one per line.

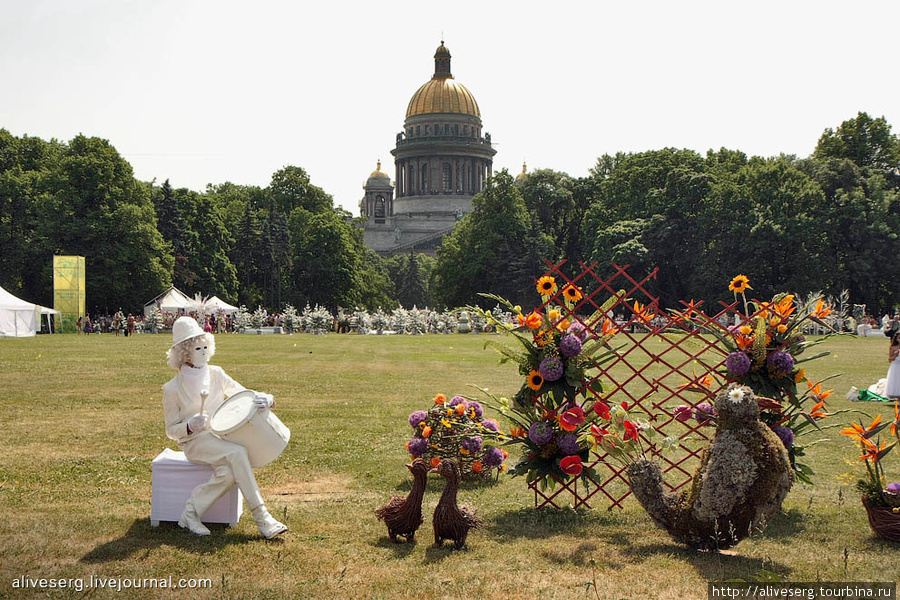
left=188, top=337, right=209, bottom=368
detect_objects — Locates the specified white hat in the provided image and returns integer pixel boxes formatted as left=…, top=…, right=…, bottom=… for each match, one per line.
left=171, top=316, right=206, bottom=348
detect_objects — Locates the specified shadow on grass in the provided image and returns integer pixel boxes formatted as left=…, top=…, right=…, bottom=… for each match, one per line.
left=423, top=542, right=470, bottom=563
left=485, top=507, right=618, bottom=539
left=756, top=508, right=805, bottom=539
left=80, top=519, right=263, bottom=563
left=391, top=476, right=501, bottom=493
left=373, top=536, right=418, bottom=558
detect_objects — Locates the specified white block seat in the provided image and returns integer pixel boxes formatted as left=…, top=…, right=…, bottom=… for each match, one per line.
left=150, top=448, right=243, bottom=527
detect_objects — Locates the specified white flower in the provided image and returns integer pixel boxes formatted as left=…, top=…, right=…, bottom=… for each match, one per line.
left=728, top=388, right=744, bottom=403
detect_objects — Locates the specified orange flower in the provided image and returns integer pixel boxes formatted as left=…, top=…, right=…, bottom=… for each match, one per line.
left=455, top=404, right=466, bottom=416
left=510, top=425, right=526, bottom=438
left=808, top=401, right=828, bottom=420
left=860, top=437, right=888, bottom=463
left=430, top=457, right=442, bottom=468
left=739, top=324, right=753, bottom=336
left=422, top=426, right=432, bottom=438
left=777, top=324, right=788, bottom=334
left=734, top=333, right=754, bottom=350
left=527, top=370, right=544, bottom=391
left=549, top=309, right=561, bottom=321
left=840, top=415, right=883, bottom=441
left=774, top=295, right=796, bottom=318
left=812, top=299, right=834, bottom=319
left=602, top=318, right=616, bottom=336
left=807, top=380, right=833, bottom=403
left=633, top=301, right=654, bottom=323
left=562, top=284, right=583, bottom=303
left=434, top=393, right=446, bottom=405
left=557, top=319, right=571, bottom=332
left=794, top=369, right=806, bottom=384
left=729, top=274, right=752, bottom=294
left=523, top=311, right=542, bottom=330
left=471, top=461, right=483, bottom=473
left=893, top=402, right=899, bottom=437
left=536, top=275, right=557, bottom=297
left=501, top=449, right=508, bottom=459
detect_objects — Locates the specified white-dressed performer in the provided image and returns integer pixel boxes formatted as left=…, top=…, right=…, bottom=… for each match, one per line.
left=163, top=316, right=287, bottom=538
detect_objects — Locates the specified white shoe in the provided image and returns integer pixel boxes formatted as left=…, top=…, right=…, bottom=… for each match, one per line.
left=178, top=500, right=211, bottom=536
left=251, top=505, right=287, bottom=539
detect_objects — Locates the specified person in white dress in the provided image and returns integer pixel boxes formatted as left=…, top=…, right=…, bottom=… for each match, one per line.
left=163, top=316, right=287, bottom=538
left=886, top=331, right=900, bottom=400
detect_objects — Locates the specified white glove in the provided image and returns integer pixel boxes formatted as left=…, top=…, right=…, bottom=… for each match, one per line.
left=254, top=393, right=274, bottom=410
left=187, top=413, right=209, bottom=434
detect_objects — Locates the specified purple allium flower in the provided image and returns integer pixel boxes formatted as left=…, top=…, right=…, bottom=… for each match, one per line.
left=886, top=483, right=900, bottom=492
left=467, top=401, right=484, bottom=418
left=461, top=436, right=483, bottom=453
left=694, top=402, right=717, bottom=426
left=449, top=395, right=466, bottom=407
left=482, top=418, right=499, bottom=432
left=408, top=410, right=427, bottom=429
left=539, top=356, right=564, bottom=382
left=483, top=446, right=505, bottom=467
left=407, top=437, right=428, bottom=456
left=567, top=322, right=588, bottom=341
left=767, top=351, right=795, bottom=376
left=772, top=425, right=795, bottom=448
left=673, top=405, right=692, bottom=423
left=560, top=334, right=583, bottom=358
left=528, top=421, right=554, bottom=445
left=725, top=351, right=752, bottom=377
left=558, top=433, right=580, bottom=455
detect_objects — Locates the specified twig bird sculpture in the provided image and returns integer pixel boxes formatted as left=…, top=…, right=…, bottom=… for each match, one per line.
left=431, top=459, right=480, bottom=550
left=627, top=385, right=793, bottom=550
left=375, top=459, right=429, bottom=543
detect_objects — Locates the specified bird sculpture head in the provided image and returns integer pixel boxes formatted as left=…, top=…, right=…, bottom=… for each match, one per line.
left=407, top=458, right=430, bottom=477
left=714, top=384, right=760, bottom=426
left=430, top=458, right=461, bottom=482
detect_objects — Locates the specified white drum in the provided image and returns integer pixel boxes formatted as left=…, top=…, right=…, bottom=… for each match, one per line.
left=209, top=390, right=290, bottom=468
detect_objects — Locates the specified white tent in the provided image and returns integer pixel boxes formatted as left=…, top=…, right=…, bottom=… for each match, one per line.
left=144, top=286, right=192, bottom=317
left=0, top=286, right=41, bottom=338
left=206, top=296, right=239, bottom=314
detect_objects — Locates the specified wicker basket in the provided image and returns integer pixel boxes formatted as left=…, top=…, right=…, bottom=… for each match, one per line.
left=862, top=497, right=900, bottom=542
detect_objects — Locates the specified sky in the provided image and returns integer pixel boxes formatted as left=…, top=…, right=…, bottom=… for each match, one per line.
left=2, top=0, right=898, bottom=214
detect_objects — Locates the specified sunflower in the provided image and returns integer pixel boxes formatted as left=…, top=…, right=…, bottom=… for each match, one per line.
left=527, top=370, right=544, bottom=391
left=536, top=275, right=558, bottom=296
left=562, top=284, right=583, bottom=303
left=729, top=274, right=752, bottom=294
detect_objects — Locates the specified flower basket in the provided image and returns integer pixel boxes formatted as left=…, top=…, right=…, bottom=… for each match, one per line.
left=862, top=496, right=900, bottom=542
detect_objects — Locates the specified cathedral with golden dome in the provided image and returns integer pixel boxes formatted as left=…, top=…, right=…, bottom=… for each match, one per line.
left=360, top=41, right=496, bottom=254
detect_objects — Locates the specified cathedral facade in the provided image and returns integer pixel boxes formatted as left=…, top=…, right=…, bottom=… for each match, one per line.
left=360, top=42, right=495, bottom=254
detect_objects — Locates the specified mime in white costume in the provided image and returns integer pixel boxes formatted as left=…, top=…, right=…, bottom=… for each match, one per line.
left=163, top=316, right=287, bottom=538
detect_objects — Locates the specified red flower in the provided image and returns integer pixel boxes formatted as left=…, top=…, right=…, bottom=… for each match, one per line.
left=623, top=420, right=639, bottom=441
left=559, top=406, right=586, bottom=432
left=560, top=455, right=583, bottom=476
left=590, top=423, right=610, bottom=441
left=593, top=401, right=610, bottom=420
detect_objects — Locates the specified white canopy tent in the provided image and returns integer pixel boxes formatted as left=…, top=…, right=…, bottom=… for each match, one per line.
left=206, top=296, right=239, bottom=314
left=143, top=286, right=192, bottom=317
left=0, top=286, right=42, bottom=337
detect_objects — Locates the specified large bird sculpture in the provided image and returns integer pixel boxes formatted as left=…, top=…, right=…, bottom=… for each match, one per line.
left=375, top=459, right=429, bottom=543
left=431, top=459, right=480, bottom=550
left=627, top=385, right=793, bottom=550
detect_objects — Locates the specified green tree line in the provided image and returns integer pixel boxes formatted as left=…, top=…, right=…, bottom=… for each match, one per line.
left=1, top=112, right=898, bottom=315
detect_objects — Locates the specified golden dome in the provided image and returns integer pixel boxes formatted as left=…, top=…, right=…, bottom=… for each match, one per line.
left=368, top=160, right=390, bottom=180
left=405, top=42, right=481, bottom=118
left=406, top=78, right=480, bottom=118
left=516, top=161, right=528, bottom=181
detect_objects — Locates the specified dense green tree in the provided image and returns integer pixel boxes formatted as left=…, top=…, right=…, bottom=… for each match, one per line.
left=433, top=170, right=554, bottom=308
left=38, top=135, right=172, bottom=311
left=814, top=112, right=900, bottom=174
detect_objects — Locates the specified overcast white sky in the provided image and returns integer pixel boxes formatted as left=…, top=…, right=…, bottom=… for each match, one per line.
left=2, top=0, right=898, bottom=214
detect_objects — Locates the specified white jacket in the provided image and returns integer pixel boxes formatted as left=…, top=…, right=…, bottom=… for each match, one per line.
left=162, top=365, right=244, bottom=445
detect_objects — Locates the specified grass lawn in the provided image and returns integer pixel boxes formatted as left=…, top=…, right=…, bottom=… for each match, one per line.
left=0, top=332, right=898, bottom=599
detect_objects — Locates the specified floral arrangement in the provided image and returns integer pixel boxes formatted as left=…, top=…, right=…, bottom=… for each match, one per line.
left=405, top=393, right=508, bottom=480
left=465, top=276, right=626, bottom=488
left=841, top=403, right=900, bottom=508
left=672, top=274, right=843, bottom=484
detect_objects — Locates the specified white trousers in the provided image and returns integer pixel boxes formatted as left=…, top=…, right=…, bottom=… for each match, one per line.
left=181, top=432, right=265, bottom=517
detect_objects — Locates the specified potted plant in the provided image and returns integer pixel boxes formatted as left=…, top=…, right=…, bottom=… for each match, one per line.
left=841, top=403, right=900, bottom=541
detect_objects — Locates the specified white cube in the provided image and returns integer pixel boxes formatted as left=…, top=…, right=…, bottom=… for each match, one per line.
left=150, top=448, right=243, bottom=527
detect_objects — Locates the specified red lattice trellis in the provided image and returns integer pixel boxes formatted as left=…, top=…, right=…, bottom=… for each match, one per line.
left=525, top=260, right=756, bottom=510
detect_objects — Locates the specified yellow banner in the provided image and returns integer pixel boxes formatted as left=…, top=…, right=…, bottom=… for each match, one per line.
left=53, top=256, right=85, bottom=333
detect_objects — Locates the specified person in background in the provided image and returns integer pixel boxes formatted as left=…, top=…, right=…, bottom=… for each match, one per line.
left=886, top=332, right=900, bottom=401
